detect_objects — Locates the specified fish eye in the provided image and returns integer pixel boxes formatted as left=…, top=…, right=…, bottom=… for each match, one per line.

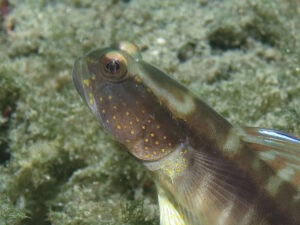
left=100, top=51, right=128, bottom=81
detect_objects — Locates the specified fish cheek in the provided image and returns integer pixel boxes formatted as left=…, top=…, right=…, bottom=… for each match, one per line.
left=91, top=85, right=142, bottom=142
left=91, top=79, right=183, bottom=161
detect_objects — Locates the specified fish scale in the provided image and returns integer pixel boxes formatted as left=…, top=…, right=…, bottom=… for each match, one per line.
left=72, top=41, right=300, bottom=225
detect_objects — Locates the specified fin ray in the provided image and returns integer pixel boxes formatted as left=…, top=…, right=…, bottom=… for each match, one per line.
left=242, top=127, right=300, bottom=187
left=157, top=146, right=254, bottom=225
left=157, top=186, right=190, bottom=225
left=174, top=147, right=259, bottom=225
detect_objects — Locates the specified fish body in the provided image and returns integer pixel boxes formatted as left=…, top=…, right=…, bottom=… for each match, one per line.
left=72, top=42, right=300, bottom=225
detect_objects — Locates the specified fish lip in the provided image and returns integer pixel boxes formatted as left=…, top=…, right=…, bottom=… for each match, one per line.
left=72, top=57, right=86, bottom=100
left=71, top=56, right=104, bottom=121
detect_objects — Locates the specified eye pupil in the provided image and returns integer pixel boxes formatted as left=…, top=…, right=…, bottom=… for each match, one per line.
left=105, top=59, right=120, bottom=74
left=100, top=52, right=128, bottom=82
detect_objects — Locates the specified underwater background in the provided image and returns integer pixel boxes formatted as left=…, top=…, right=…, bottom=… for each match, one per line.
left=0, top=0, right=299, bottom=224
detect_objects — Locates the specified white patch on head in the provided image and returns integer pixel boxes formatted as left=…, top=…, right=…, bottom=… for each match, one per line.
left=264, top=175, right=283, bottom=196
left=138, top=65, right=196, bottom=116
left=278, top=166, right=295, bottom=182
left=166, top=91, right=196, bottom=115
left=154, top=86, right=196, bottom=116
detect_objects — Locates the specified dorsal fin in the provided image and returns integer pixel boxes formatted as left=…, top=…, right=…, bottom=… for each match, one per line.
left=242, top=127, right=300, bottom=188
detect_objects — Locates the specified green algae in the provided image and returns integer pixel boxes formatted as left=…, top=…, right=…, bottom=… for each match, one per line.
left=0, top=0, right=299, bottom=225
left=0, top=196, right=27, bottom=225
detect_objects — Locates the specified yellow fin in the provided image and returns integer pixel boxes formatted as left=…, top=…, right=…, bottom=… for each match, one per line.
left=157, top=187, right=187, bottom=225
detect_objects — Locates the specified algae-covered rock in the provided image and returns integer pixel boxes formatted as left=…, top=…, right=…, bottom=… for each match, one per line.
left=0, top=0, right=299, bottom=225
left=0, top=196, right=26, bottom=225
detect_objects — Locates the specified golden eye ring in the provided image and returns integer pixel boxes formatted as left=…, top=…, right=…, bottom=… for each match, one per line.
left=99, top=51, right=128, bottom=82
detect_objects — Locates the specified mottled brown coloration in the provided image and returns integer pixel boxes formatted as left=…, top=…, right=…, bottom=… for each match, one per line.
left=73, top=42, right=300, bottom=225
left=153, top=127, right=299, bottom=225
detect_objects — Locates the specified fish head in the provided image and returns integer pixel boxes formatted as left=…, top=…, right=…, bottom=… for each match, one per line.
left=72, top=42, right=182, bottom=161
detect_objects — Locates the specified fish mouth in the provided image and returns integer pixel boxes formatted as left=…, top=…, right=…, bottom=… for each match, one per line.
left=72, top=57, right=87, bottom=101
left=71, top=56, right=102, bottom=118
